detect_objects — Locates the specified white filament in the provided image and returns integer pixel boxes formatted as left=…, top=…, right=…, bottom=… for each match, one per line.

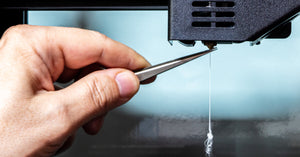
left=208, top=53, right=212, bottom=134
left=204, top=53, right=213, bottom=155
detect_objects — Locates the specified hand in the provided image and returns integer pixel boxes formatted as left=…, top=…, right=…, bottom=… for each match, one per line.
left=0, top=25, right=151, bottom=157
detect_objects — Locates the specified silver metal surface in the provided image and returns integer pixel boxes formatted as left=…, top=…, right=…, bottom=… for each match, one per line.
left=135, top=48, right=216, bottom=82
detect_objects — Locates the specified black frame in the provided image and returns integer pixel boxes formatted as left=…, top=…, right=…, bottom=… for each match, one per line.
left=0, top=0, right=168, bottom=10
left=1, top=0, right=299, bottom=43
left=0, top=0, right=168, bottom=36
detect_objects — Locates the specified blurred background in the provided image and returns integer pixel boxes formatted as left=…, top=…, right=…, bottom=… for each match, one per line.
left=29, top=11, right=300, bottom=157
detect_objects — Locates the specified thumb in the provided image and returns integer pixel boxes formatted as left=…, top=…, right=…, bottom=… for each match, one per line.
left=52, top=69, right=139, bottom=127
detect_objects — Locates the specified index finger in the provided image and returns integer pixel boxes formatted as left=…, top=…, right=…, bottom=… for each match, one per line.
left=52, top=26, right=150, bottom=69
left=11, top=25, right=150, bottom=81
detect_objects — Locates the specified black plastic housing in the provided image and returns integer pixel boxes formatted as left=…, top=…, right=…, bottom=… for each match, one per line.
left=0, top=0, right=299, bottom=45
left=169, top=0, right=300, bottom=44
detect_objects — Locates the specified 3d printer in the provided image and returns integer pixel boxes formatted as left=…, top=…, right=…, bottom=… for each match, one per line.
left=1, top=1, right=300, bottom=157
left=1, top=0, right=299, bottom=46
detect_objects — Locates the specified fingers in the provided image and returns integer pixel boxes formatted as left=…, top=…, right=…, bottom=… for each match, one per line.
left=83, top=114, right=106, bottom=135
left=55, top=135, right=75, bottom=155
left=50, top=26, right=150, bottom=70
left=58, top=63, right=157, bottom=85
left=56, top=67, right=79, bottom=83
left=18, top=25, right=149, bottom=80
left=46, top=68, right=139, bottom=131
left=1, top=25, right=151, bottom=83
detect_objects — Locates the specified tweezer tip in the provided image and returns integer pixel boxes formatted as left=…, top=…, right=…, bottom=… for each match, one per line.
left=210, top=47, right=217, bottom=51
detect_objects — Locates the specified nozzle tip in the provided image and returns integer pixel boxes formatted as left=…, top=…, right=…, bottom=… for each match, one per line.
left=203, top=41, right=217, bottom=50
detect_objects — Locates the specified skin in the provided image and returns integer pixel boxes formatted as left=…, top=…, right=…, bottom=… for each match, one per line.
left=0, top=25, right=153, bottom=157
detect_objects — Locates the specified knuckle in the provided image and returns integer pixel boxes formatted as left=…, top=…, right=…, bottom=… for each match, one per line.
left=0, top=25, right=35, bottom=51
left=85, top=75, right=117, bottom=114
left=91, top=30, right=109, bottom=46
left=91, top=30, right=108, bottom=40
left=100, top=34, right=109, bottom=43
left=3, top=24, right=31, bottom=39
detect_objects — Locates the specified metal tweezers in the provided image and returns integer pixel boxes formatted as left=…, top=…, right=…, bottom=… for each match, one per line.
left=136, top=48, right=216, bottom=81
left=54, top=48, right=216, bottom=89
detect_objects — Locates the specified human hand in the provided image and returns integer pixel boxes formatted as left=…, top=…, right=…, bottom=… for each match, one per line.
left=0, top=25, right=152, bottom=157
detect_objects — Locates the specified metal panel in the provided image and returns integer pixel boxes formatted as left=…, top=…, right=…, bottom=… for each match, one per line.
left=169, top=0, right=300, bottom=43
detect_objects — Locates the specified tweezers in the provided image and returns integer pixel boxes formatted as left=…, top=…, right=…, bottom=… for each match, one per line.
left=136, top=48, right=216, bottom=81
left=54, top=48, right=216, bottom=90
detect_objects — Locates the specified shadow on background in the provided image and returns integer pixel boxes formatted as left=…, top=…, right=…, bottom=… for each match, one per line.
left=59, top=107, right=300, bottom=157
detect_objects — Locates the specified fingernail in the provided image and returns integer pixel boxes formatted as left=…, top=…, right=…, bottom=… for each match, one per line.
left=115, top=71, right=139, bottom=98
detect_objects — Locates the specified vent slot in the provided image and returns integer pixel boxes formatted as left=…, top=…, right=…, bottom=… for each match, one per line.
left=192, top=1, right=211, bottom=7
left=191, top=1, right=235, bottom=28
left=216, top=1, right=235, bottom=7
left=192, top=11, right=212, bottom=17
left=216, top=12, right=235, bottom=17
left=192, top=1, right=235, bottom=7
left=192, top=22, right=212, bottom=27
left=216, top=22, right=235, bottom=27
